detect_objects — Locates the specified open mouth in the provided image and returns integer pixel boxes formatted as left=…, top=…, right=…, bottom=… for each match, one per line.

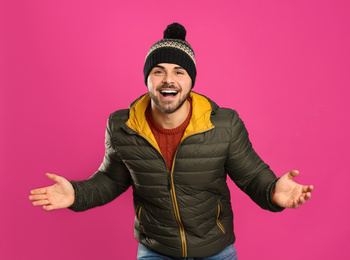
left=159, top=90, right=179, bottom=97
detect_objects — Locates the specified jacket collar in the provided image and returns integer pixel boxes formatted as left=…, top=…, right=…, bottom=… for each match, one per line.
left=125, top=92, right=216, bottom=152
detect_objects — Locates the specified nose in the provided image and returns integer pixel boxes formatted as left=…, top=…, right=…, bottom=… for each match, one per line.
left=162, top=72, right=174, bottom=84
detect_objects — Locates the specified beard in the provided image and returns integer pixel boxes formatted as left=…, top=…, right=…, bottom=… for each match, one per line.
left=149, top=83, right=191, bottom=114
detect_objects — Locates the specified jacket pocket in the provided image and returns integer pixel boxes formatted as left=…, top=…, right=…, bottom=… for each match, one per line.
left=137, top=205, right=147, bottom=234
left=216, top=204, right=226, bottom=234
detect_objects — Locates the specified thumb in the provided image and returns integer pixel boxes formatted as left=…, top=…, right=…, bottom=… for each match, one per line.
left=45, top=173, right=61, bottom=183
left=287, top=170, right=299, bottom=180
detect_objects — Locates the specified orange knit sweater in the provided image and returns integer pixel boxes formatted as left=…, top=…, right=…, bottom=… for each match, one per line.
left=146, top=99, right=192, bottom=170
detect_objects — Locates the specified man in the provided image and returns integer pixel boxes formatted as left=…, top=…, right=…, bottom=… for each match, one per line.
left=29, top=23, right=313, bottom=259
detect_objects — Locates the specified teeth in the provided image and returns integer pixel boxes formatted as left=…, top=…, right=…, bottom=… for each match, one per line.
left=160, top=90, right=178, bottom=94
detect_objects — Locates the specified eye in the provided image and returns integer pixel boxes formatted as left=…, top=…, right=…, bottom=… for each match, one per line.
left=175, top=70, right=185, bottom=75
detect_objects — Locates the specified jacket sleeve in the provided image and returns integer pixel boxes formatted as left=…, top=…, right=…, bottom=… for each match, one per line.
left=68, top=115, right=132, bottom=212
left=225, top=110, right=284, bottom=212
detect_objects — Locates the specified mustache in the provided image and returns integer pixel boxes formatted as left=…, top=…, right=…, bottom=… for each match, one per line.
left=156, top=83, right=180, bottom=91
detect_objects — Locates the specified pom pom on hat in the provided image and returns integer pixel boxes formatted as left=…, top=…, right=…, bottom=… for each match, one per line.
left=163, top=23, right=186, bottom=40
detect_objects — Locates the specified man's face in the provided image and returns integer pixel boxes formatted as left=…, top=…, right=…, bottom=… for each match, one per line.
left=147, top=63, right=192, bottom=114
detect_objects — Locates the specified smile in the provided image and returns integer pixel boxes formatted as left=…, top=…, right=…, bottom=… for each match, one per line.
left=160, top=90, right=179, bottom=97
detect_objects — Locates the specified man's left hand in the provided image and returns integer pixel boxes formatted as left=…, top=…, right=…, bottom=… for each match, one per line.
left=273, top=170, right=314, bottom=208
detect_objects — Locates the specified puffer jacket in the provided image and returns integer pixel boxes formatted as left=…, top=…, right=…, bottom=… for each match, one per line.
left=69, top=92, right=284, bottom=258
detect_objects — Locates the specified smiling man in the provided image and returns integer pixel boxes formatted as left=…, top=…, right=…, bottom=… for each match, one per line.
left=29, top=23, right=313, bottom=259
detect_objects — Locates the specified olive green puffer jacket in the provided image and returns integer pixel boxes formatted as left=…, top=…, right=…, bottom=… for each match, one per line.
left=69, top=92, right=284, bottom=258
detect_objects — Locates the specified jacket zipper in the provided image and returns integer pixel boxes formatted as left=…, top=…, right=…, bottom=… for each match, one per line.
left=168, top=149, right=187, bottom=257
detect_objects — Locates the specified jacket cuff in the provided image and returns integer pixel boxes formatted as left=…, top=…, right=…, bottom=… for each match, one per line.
left=267, top=178, right=285, bottom=212
left=67, top=181, right=84, bottom=212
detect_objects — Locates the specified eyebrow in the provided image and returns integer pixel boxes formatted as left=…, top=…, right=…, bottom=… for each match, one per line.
left=154, top=65, right=185, bottom=70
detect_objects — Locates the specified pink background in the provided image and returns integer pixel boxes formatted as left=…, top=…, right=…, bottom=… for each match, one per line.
left=1, top=1, right=349, bottom=259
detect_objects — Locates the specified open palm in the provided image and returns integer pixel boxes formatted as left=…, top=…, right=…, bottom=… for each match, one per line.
left=29, top=173, right=75, bottom=211
left=273, top=170, right=314, bottom=208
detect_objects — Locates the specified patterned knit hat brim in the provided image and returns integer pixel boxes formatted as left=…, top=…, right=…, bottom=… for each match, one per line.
left=143, top=44, right=196, bottom=87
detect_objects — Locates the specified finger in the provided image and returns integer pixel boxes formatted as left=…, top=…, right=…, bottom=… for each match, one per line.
left=29, top=194, right=47, bottom=201
left=290, top=200, right=299, bottom=209
left=298, top=196, right=306, bottom=205
left=30, top=188, right=47, bottom=195
left=32, top=199, right=50, bottom=206
left=304, top=192, right=312, bottom=201
left=302, top=185, right=314, bottom=193
left=43, top=205, right=56, bottom=211
left=293, top=200, right=299, bottom=208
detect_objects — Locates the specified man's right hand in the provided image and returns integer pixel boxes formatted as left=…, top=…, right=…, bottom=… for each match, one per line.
left=29, top=173, right=75, bottom=211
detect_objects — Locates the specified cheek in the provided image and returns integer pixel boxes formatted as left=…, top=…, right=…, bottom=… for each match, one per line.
left=179, top=80, right=192, bottom=92
left=147, top=76, right=162, bottom=91
left=147, top=76, right=152, bottom=88
left=178, top=76, right=192, bottom=90
left=147, top=78, right=156, bottom=92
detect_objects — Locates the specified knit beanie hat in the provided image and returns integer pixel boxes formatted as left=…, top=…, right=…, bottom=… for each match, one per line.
left=143, top=23, right=197, bottom=88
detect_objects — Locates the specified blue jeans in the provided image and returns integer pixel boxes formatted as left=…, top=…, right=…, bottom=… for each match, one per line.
left=137, top=243, right=238, bottom=260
